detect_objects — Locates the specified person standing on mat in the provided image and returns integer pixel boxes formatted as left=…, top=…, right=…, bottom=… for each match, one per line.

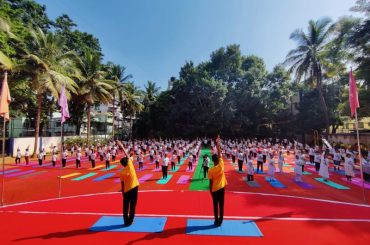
left=162, top=153, right=169, bottom=179
left=25, top=148, right=30, bottom=165
left=118, top=141, right=139, bottom=227
left=246, top=154, right=254, bottom=181
left=256, top=151, right=264, bottom=173
left=208, top=135, right=227, bottom=226
left=15, top=148, right=21, bottom=164
left=319, top=152, right=330, bottom=182
left=203, top=154, right=210, bottom=179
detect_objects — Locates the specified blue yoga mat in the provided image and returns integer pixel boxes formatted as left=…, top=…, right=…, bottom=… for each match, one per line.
left=245, top=180, right=260, bottom=187
left=0, top=169, right=20, bottom=175
left=314, top=178, right=350, bottom=190
left=72, top=172, right=97, bottom=181
left=186, top=219, right=263, bottom=237
left=265, top=177, right=286, bottom=188
left=93, top=173, right=115, bottom=182
left=90, top=216, right=167, bottom=233
left=156, top=175, right=173, bottom=184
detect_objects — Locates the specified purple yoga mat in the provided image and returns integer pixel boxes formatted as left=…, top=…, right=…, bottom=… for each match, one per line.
left=5, top=170, right=35, bottom=177
left=114, top=178, right=120, bottom=183
left=341, top=178, right=370, bottom=189
left=139, top=174, right=153, bottom=183
left=292, top=179, right=314, bottom=189
left=177, top=175, right=190, bottom=184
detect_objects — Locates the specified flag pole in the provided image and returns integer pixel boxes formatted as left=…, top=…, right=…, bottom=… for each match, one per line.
left=1, top=116, right=6, bottom=206
left=58, top=122, right=63, bottom=198
left=354, top=110, right=366, bottom=203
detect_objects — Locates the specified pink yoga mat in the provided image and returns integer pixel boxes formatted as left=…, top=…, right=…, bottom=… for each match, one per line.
left=139, top=174, right=153, bottom=183
left=341, top=178, right=370, bottom=189
left=177, top=175, right=190, bottom=184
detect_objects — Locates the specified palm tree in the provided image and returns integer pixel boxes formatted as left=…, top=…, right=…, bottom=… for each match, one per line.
left=106, top=62, right=132, bottom=139
left=284, top=18, right=334, bottom=137
left=121, top=82, right=143, bottom=139
left=78, top=51, right=115, bottom=145
left=18, top=28, right=79, bottom=157
left=0, top=17, right=14, bottom=71
left=143, top=81, right=160, bottom=106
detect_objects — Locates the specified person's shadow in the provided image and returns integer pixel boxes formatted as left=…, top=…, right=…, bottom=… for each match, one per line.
left=126, top=224, right=216, bottom=245
left=13, top=228, right=99, bottom=241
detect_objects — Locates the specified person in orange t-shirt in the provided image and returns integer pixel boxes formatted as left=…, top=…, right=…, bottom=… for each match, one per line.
left=208, top=136, right=227, bottom=226
left=118, top=141, right=139, bottom=227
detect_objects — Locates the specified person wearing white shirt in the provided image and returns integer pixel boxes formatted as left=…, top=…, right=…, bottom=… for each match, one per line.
left=246, top=155, right=254, bottom=181
left=111, top=148, right=117, bottom=162
left=90, top=150, right=96, bottom=168
left=333, top=149, right=342, bottom=171
left=38, top=151, right=43, bottom=166
left=188, top=155, right=193, bottom=170
left=319, top=153, right=330, bottom=181
left=237, top=151, right=244, bottom=172
left=267, top=153, right=276, bottom=181
left=162, top=154, right=169, bottom=179
left=105, top=151, right=111, bottom=169
left=62, top=149, right=68, bottom=167
left=294, top=155, right=303, bottom=182
left=52, top=152, right=57, bottom=167
left=25, top=148, right=30, bottom=165
left=278, top=151, right=284, bottom=173
left=308, top=147, right=315, bottom=164
left=171, top=151, right=177, bottom=171
left=15, top=148, right=21, bottom=164
left=344, top=153, right=355, bottom=181
left=256, top=152, right=264, bottom=173
left=76, top=150, right=81, bottom=168
left=203, top=154, right=210, bottom=179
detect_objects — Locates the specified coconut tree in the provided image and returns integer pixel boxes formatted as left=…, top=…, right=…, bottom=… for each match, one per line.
left=106, top=62, right=132, bottom=139
left=17, top=28, right=79, bottom=157
left=121, top=82, right=143, bottom=139
left=78, top=50, right=115, bottom=145
left=143, top=80, right=160, bottom=106
left=284, top=18, right=334, bottom=137
left=0, top=17, right=14, bottom=71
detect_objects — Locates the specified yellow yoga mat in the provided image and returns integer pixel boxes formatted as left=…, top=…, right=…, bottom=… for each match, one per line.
left=88, top=164, right=105, bottom=170
left=59, top=173, right=81, bottom=179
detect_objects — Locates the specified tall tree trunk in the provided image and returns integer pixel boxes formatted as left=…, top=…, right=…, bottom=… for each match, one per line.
left=87, top=104, right=91, bottom=146
left=32, top=93, right=43, bottom=157
left=316, top=75, right=330, bottom=138
left=112, top=94, right=115, bottom=140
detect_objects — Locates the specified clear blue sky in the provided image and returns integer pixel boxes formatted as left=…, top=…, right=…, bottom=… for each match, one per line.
left=35, top=0, right=356, bottom=89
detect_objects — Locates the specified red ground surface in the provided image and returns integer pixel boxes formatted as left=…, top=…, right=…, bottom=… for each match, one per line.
left=0, top=151, right=369, bottom=244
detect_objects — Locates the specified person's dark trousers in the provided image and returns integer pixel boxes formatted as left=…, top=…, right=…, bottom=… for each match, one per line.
left=76, top=160, right=80, bottom=168
left=247, top=174, right=254, bottom=181
left=139, top=162, right=143, bottom=169
left=171, top=162, right=175, bottom=170
left=211, top=187, right=225, bottom=225
left=164, top=166, right=168, bottom=179
left=263, top=155, right=266, bottom=163
left=106, top=160, right=110, bottom=169
left=301, top=165, right=304, bottom=172
left=203, top=166, right=209, bottom=178
left=52, top=161, right=56, bottom=167
left=257, top=161, right=263, bottom=172
left=309, top=155, right=314, bottom=164
left=123, top=186, right=138, bottom=226
left=238, top=160, right=243, bottom=172
left=189, top=162, right=192, bottom=170
left=91, top=160, right=95, bottom=168
left=15, top=158, right=20, bottom=164
left=38, top=159, right=42, bottom=166
left=112, top=155, right=116, bottom=161
left=155, top=161, right=159, bottom=169
left=62, top=159, right=66, bottom=167
left=364, top=173, right=370, bottom=182
left=43, top=155, right=46, bottom=160
left=150, top=155, right=153, bottom=161
left=232, top=155, right=235, bottom=164
left=177, top=155, right=181, bottom=163
left=315, top=162, right=320, bottom=172
left=25, top=156, right=29, bottom=165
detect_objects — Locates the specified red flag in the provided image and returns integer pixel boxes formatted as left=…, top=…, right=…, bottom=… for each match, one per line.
left=349, top=69, right=360, bottom=117
left=0, top=72, right=11, bottom=120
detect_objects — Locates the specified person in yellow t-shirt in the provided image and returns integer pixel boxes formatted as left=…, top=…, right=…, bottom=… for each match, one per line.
left=118, top=141, right=139, bottom=227
left=208, top=136, right=227, bottom=226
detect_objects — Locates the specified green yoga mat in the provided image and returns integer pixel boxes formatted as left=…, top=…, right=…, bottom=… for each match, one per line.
left=157, top=175, right=173, bottom=184
left=314, top=178, right=350, bottom=190
left=72, top=172, right=97, bottom=181
left=189, top=148, right=213, bottom=191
